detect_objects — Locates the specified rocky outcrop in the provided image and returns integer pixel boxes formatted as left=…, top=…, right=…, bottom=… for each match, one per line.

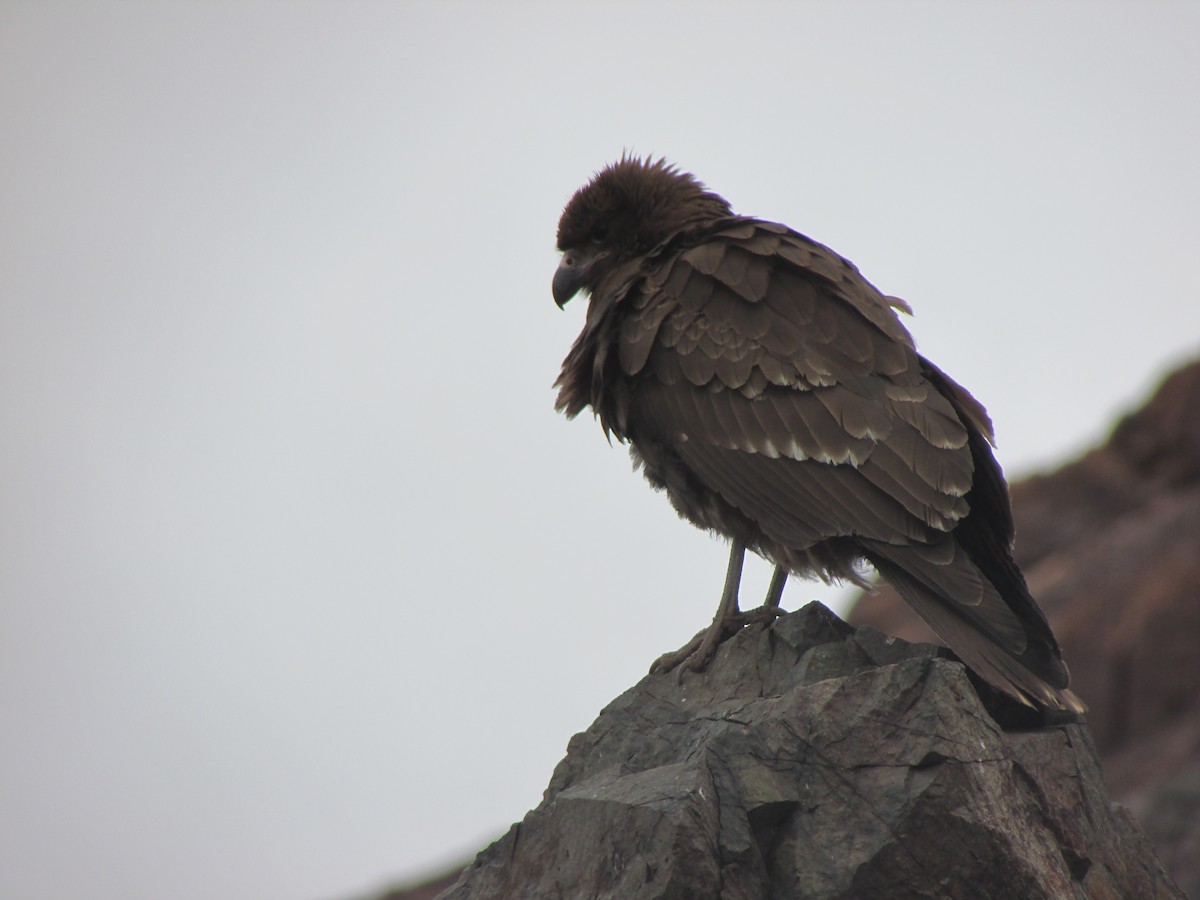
left=850, top=357, right=1200, bottom=895
left=439, top=603, right=1180, bottom=899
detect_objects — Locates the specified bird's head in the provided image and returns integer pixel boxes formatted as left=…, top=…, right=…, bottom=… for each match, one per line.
left=553, top=156, right=732, bottom=307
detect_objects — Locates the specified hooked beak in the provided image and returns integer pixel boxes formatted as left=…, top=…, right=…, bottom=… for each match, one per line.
left=552, top=246, right=606, bottom=308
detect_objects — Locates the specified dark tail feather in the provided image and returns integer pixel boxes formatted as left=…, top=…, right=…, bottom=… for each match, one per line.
left=863, top=541, right=1086, bottom=713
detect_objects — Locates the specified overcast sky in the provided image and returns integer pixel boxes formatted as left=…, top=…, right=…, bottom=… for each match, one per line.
left=2, top=3, right=1198, bottom=899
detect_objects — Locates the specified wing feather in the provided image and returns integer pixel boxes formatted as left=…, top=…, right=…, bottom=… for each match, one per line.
left=857, top=442, right=968, bottom=529
left=770, top=389, right=873, bottom=465
left=891, top=389, right=971, bottom=450
left=682, top=241, right=727, bottom=277
left=815, top=381, right=893, bottom=441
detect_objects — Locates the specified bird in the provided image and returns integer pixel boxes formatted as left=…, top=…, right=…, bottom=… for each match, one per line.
left=551, top=155, right=1084, bottom=713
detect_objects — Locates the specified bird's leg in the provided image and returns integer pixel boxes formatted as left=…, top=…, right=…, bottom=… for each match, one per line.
left=740, top=564, right=788, bottom=628
left=764, top=564, right=788, bottom=610
left=687, top=539, right=748, bottom=668
left=650, top=539, right=748, bottom=675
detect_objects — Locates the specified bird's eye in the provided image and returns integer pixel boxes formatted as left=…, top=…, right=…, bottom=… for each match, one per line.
left=563, top=252, right=577, bottom=268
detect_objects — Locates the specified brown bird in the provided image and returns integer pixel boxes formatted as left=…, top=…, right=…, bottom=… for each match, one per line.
left=552, top=156, right=1084, bottom=713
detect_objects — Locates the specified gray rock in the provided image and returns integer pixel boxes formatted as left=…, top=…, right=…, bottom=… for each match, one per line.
left=440, top=604, right=1181, bottom=899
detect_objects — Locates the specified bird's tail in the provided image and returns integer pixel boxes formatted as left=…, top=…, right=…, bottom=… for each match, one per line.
left=862, top=539, right=1086, bottom=714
